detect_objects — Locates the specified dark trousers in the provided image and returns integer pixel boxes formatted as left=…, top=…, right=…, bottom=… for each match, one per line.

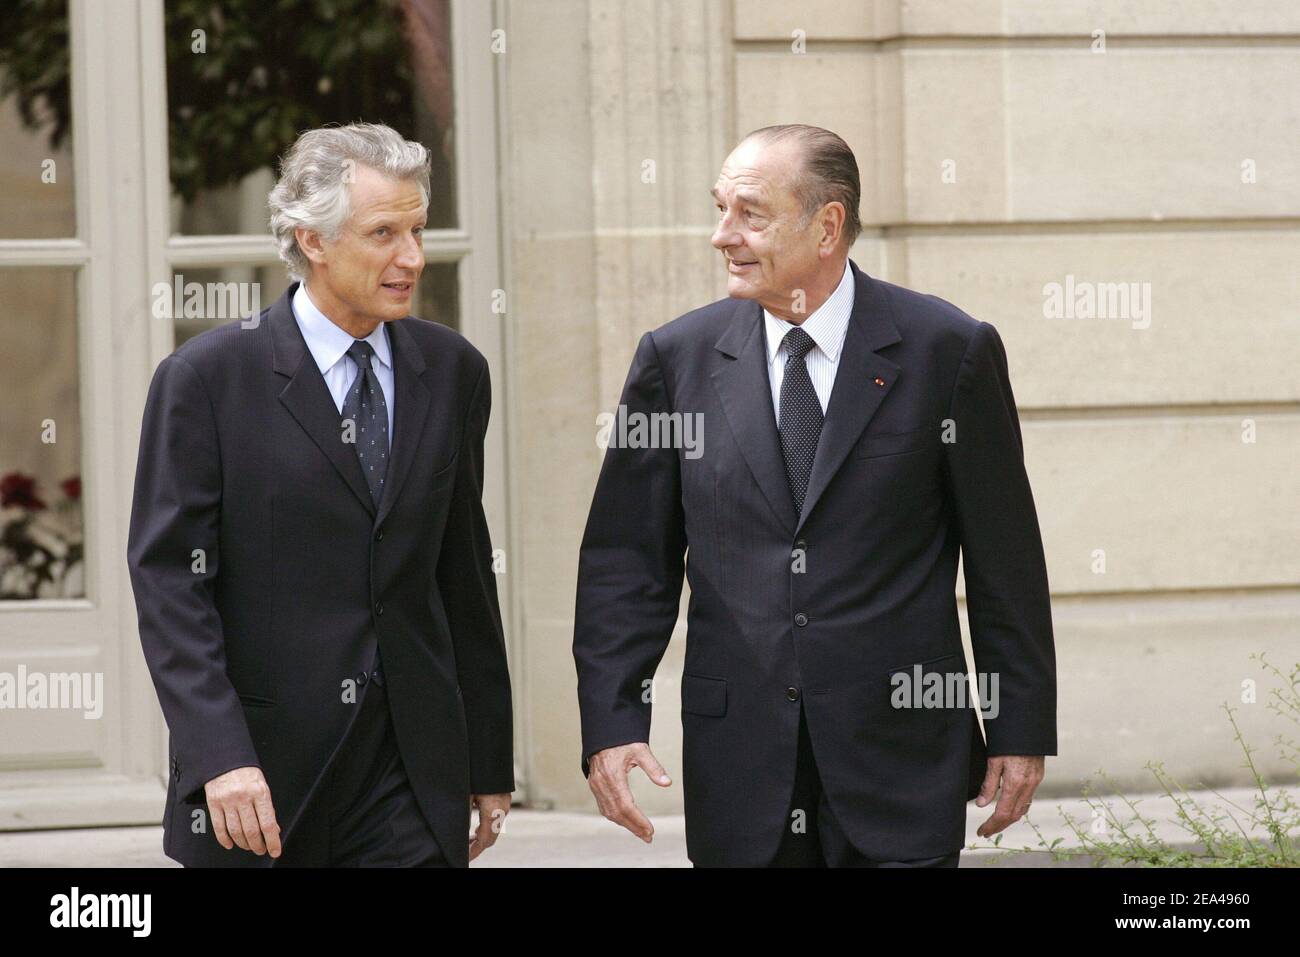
left=280, top=668, right=447, bottom=867
left=768, top=707, right=962, bottom=868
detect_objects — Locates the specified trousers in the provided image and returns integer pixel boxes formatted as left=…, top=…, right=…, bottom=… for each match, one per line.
left=279, top=665, right=448, bottom=867
left=767, top=706, right=962, bottom=868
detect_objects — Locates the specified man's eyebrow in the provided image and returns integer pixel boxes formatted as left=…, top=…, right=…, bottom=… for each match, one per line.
left=358, top=212, right=426, bottom=228
left=711, top=188, right=766, bottom=207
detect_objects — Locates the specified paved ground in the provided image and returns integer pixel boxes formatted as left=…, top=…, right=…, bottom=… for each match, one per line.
left=0, top=786, right=1287, bottom=867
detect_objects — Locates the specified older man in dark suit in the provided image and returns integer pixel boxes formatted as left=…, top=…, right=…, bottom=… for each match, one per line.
left=574, top=124, right=1057, bottom=867
left=128, top=122, right=513, bottom=867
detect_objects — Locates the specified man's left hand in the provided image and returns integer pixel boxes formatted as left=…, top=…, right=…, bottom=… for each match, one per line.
left=469, top=793, right=511, bottom=861
left=974, top=755, right=1044, bottom=838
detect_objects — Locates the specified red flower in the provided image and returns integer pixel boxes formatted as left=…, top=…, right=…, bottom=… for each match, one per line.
left=61, top=476, right=81, bottom=501
left=0, top=472, right=46, bottom=510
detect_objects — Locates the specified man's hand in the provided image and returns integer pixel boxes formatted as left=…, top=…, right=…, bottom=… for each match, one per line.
left=974, top=755, right=1044, bottom=838
left=469, top=793, right=511, bottom=862
left=204, top=766, right=282, bottom=857
left=587, top=742, right=672, bottom=843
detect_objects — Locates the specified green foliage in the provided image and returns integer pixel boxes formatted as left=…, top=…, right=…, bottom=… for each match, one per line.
left=0, top=0, right=431, bottom=201
left=165, top=0, right=420, bottom=201
left=971, top=653, right=1300, bottom=867
left=0, top=0, right=73, bottom=147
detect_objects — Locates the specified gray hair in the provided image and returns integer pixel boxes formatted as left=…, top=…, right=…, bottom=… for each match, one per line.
left=268, top=122, right=432, bottom=281
left=740, top=124, right=862, bottom=249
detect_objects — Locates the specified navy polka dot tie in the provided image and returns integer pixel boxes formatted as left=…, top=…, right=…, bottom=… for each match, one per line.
left=341, top=341, right=389, bottom=508
left=778, top=327, right=823, bottom=512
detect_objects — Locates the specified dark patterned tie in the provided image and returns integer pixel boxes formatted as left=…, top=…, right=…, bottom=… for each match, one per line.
left=778, top=327, right=823, bottom=512
left=341, top=341, right=390, bottom=508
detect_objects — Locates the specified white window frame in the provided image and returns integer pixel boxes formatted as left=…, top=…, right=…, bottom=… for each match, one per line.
left=0, top=0, right=520, bottom=830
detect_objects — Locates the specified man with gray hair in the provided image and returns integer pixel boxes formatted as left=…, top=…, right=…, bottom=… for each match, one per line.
left=575, top=124, right=1056, bottom=866
left=129, top=122, right=514, bottom=867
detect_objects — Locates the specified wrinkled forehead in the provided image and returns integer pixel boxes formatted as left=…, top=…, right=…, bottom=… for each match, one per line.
left=347, top=166, right=429, bottom=218
left=713, top=139, right=801, bottom=206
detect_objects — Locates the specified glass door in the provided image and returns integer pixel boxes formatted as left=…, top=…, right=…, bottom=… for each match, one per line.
left=0, top=0, right=515, bottom=829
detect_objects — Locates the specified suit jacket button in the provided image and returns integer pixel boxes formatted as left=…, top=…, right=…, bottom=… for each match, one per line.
left=794, top=613, right=809, bottom=627
left=795, top=540, right=807, bottom=551
left=374, top=602, right=384, bottom=616
left=785, top=687, right=801, bottom=702
left=357, top=672, right=368, bottom=686
left=374, top=529, right=384, bottom=542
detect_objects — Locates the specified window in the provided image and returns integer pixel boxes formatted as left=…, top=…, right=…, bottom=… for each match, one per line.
left=162, top=0, right=465, bottom=341
left=0, top=0, right=85, bottom=600
left=0, top=0, right=510, bottom=826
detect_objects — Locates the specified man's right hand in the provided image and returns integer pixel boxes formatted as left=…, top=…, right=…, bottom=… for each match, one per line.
left=203, top=766, right=282, bottom=858
left=587, top=743, right=672, bottom=843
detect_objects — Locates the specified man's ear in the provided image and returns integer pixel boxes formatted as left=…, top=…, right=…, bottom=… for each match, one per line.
left=818, top=202, right=846, bottom=255
left=295, top=226, right=328, bottom=269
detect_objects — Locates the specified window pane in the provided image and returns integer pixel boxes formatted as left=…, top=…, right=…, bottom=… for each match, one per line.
left=0, top=268, right=84, bottom=600
left=417, top=261, right=458, bottom=330
left=165, top=0, right=456, bottom=236
left=0, top=0, right=75, bottom=238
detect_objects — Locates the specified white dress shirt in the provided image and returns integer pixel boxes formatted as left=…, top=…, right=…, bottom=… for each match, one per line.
left=291, top=282, right=395, bottom=450
left=763, top=259, right=854, bottom=421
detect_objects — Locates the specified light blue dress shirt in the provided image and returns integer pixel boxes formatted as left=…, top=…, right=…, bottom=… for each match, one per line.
left=291, top=282, right=395, bottom=450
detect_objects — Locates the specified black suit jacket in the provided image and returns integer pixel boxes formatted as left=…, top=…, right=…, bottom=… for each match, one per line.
left=127, top=282, right=513, bottom=867
left=574, top=259, right=1056, bottom=866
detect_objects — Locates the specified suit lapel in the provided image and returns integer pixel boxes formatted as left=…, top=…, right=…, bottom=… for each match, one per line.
left=711, top=298, right=799, bottom=535
left=270, top=285, right=435, bottom=525
left=374, top=319, right=432, bottom=528
left=271, top=284, right=376, bottom=517
left=796, top=260, right=902, bottom=533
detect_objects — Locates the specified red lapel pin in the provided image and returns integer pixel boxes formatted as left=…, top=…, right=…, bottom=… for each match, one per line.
left=874, top=377, right=885, bottom=387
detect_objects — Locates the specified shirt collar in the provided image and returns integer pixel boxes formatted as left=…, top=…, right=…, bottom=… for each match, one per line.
left=763, top=259, right=854, bottom=366
left=292, top=281, right=393, bottom=375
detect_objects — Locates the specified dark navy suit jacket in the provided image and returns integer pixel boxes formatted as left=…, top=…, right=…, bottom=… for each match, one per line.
left=574, top=259, right=1056, bottom=866
left=128, top=282, right=513, bottom=867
